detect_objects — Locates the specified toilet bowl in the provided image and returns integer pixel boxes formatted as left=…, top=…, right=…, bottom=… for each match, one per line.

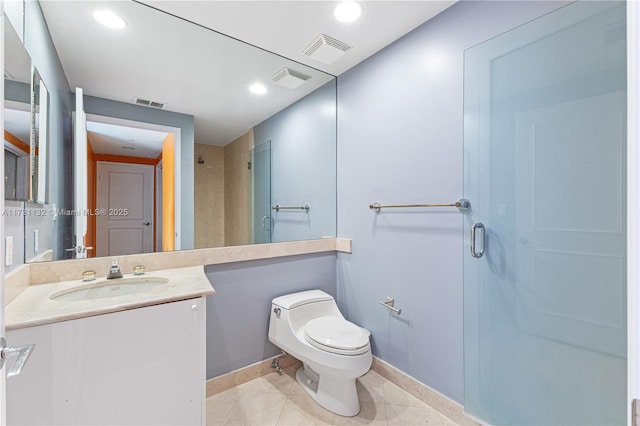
left=268, top=290, right=372, bottom=417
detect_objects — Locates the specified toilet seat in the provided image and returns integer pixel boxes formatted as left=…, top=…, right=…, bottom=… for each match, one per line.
left=304, top=316, right=370, bottom=355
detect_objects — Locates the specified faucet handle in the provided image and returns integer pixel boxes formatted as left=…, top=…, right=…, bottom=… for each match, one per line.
left=82, top=270, right=96, bottom=281
left=133, top=265, right=145, bottom=275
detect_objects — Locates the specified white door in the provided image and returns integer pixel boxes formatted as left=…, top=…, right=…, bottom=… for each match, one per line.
left=0, top=12, right=6, bottom=419
left=96, top=162, right=154, bottom=257
left=1, top=12, right=36, bottom=417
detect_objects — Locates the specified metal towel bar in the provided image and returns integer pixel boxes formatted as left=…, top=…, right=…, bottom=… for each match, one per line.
left=272, top=204, right=310, bottom=212
left=369, top=199, right=469, bottom=212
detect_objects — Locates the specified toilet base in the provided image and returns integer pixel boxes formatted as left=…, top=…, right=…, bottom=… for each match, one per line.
left=296, top=364, right=361, bottom=417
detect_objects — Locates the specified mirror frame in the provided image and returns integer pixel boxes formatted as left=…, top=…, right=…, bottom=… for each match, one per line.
left=29, top=67, right=49, bottom=204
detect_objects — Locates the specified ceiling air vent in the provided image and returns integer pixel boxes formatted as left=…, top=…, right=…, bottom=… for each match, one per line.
left=303, top=34, right=352, bottom=65
left=133, top=97, right=166, bottom=109
left=271, top=67, right=312, bottom=89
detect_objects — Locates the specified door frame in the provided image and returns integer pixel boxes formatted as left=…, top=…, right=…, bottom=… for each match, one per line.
left=627, top=1, right=640, bottom=423
left=0, top=8, right=7, bottom=424
left=86, top=114, right=181, bottom=251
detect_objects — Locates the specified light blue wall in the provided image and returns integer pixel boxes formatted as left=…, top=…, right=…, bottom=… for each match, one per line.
left=335, top=0, right=568, bottom=403
left=204, top=253, right=336, bottom=379
left=254, top=80, right=337, bottom=242
left=24, top=201, right=54, bottom=262
left=82, top=95, right=195, bottom=250
left=5, top=80, right=30, bottom=104
left=4, top=201, right=24, bottom=274
left=24, top=0, right=74, bottom=258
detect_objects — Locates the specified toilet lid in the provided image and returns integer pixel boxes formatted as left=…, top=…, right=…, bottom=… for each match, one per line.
left=304, top=316, right=370, bottom=352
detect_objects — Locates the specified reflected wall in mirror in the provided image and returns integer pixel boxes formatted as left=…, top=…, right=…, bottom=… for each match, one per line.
left=14, top=0, right=336, bottom=264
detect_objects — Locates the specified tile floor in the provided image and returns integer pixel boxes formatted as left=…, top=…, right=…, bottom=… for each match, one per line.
left=206, top=365, right=460, bottom=425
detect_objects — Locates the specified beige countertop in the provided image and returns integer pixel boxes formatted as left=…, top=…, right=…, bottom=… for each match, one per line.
left=6, top=266, right=214, bottom=330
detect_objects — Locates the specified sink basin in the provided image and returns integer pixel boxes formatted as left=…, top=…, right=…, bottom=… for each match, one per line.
left=50, top=277, right=170, bottom=302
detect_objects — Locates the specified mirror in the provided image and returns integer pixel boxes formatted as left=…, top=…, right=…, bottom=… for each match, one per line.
left=4, top=16, right=31, bottom=202
left=16, top=0, right=336, bottom=263
left=30, top=68, right=49, bottom=204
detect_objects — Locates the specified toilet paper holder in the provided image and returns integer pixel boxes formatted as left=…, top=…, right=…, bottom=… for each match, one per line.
left=379, top=297, right=401, bottom=315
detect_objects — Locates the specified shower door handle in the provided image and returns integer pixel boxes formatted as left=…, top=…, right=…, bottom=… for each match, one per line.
left=471, top=222, right=485, bottom=258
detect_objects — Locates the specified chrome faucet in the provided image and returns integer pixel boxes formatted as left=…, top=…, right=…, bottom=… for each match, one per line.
left=106, top=260, right=123, bottom=279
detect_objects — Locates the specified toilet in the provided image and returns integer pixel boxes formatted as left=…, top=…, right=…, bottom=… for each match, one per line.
left=268, top=290, right=372, bottom=417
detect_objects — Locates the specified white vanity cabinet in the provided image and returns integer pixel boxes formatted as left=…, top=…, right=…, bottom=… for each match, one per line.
left=6, top=297, right=206, bottom=425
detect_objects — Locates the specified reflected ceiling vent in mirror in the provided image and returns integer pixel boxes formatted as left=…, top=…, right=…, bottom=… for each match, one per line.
left=303, top=34, right=352, bottom=65
left=132, top=97, right=166, bottom=109
left=271, top=67, right=312, bottom=89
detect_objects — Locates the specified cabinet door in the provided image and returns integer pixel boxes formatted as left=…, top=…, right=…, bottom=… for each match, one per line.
left=7, top=298, right=206, bottom=425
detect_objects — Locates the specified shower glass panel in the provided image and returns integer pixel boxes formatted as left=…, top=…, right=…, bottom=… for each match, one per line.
left=463, top=2, right=626, bottom=424
left=251, top=141, right=272, bottom=244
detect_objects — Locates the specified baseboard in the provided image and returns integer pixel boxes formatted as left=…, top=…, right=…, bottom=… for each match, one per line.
left=371, top=357, right=481, bottom=425
left=206, top=354, right=301, bottom=397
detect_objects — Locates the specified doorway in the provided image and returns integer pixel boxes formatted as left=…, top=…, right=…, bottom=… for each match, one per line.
left=85, top=115, right=179, bottom=255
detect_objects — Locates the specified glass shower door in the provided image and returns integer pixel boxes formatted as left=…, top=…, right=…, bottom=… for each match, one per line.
left=463, top=2, right=627, bottom=424
left=251, top=141, right=272, bottom=244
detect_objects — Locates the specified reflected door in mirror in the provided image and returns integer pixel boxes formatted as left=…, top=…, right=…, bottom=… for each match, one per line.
left=252, top=141, right=271, bottom=244
left=96, top=162, right=154, bottom=256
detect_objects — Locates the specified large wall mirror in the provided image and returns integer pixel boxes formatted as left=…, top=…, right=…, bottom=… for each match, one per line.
left=4, top=15, right=30, bottom=204
left=4, top=10, right=56, bottom=272
left=6, top=0, right=337, bottom=267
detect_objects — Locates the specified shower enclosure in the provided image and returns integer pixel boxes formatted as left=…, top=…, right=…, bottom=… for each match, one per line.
left=463, top=1, right=627, bottom=424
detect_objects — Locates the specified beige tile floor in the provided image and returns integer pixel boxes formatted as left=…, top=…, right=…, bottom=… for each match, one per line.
left=206, top=365, right=460, bottom=426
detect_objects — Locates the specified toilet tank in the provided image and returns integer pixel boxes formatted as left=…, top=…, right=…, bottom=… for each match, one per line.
left=272, top=290, right=334, bottom=309
left=269, top=290, right=343, bottom=338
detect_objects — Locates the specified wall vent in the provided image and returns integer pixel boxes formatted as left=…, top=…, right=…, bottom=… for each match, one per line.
left=604, top=22, right=625, bottom=44
left=303, top=34, right=352, bottom=65
left=271, top=67, right=311, bottom=89
left=132, top=97, right=166, bottom=109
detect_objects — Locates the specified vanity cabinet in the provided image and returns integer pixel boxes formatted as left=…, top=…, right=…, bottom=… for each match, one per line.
left=6, top=297, right=206, bottom=425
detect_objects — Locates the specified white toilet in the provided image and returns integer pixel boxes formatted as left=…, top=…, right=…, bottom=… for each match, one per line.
left=268, top=290, right=372, bottom=417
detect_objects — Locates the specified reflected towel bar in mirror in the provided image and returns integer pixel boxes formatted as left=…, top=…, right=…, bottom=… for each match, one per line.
left=369, top=199, right=470, bottom=212
left=272, top=204, right=311, bottom=212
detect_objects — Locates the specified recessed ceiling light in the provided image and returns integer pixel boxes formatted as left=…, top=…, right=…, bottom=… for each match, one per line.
left=93, top=10, right=127, bottom=30
left=249, top=83, right=267, bottom=95
left=334, top=1, right=362, bottom=23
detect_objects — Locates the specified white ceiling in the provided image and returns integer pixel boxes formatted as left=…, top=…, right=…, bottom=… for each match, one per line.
left=140, top=1, right=457, bottom=76
left=4, top=17, right=31, bottom=84
left=39, top=1, right=456, bottom=148
left=87, top=121, right=167, bottom=158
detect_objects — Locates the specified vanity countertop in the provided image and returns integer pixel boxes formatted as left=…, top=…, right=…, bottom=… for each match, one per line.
left=6, top=266, right=214, bottom=330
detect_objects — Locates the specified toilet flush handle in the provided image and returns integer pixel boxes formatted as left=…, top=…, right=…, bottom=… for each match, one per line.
left=273, top=307, right=281, bottom=318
